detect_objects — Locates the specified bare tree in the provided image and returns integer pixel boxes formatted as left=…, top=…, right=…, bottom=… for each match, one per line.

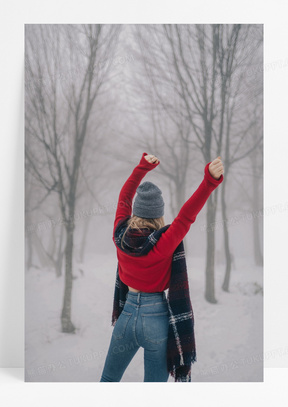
left=125, top=24, right=263, bottom=302
left=160, top=24, right=264, bottom=302
left=112, top=25, right=198, bottom=255
left=220, top=25, right=263, bottom=290
left=25, top=24, right=121, bottom=332
left=250, top=142, right=263, bottom=267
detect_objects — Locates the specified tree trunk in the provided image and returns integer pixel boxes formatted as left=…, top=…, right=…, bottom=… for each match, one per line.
left=176, top=182, right=189, bottom=256
left=61, top=221, right=76, bottom=333
left=46, top=217, right=65, bottom=277
left=33, top=232, right=53, bottom=269
left=55, top=224, right=65, bottom=277
left=221, top=176, right=232, bottom=291
left=25, top=232, right=33, bottom=270
left=79, top=213, right=90, bottom=264
left=252, top=171, right=263, bottom=266
left=205, top=197, right=217, bottom=303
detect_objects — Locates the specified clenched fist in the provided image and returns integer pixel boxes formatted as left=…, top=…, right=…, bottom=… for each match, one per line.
left=209, top=156, right=224, bottom=180
left=144, top=154, right=159, bottom=164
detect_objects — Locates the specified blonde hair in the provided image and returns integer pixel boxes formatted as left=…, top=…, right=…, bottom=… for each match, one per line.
left=121, top=215, right=165, bottom=249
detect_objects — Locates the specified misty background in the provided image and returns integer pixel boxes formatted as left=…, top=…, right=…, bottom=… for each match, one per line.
left=25, top=24, right=263, bottom=382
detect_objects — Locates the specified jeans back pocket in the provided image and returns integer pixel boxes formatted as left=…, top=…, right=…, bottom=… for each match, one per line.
left=112, top=310, right=133, bottom=340
left=141, top=310, right=169, bottom=344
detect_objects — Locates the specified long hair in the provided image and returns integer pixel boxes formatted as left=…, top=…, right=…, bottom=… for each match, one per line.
left=120, top=215, right=165, bottom=249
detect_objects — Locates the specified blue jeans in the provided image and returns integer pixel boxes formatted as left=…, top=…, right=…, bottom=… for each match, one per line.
left=100, top=291, right=170, bottom=382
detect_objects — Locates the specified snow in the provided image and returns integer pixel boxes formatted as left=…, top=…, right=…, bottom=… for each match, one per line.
left=25, top=253, right=263, bottom=382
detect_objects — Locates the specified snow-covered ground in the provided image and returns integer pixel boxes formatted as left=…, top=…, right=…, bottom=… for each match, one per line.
left=25, top=253, right=263, bottom=382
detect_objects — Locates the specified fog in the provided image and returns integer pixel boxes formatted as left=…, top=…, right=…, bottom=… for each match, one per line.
left=25, top=24, right=263, bottom=381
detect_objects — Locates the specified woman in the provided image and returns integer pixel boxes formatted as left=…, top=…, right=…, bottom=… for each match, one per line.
left=100, top=152, right=224, bottom=382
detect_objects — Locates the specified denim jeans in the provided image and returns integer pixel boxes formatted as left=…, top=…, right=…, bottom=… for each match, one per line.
left=100, top=290, right=169, bottom=382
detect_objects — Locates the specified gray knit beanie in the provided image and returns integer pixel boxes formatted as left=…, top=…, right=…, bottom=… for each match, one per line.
left=133, top=181, right=164, bottom=219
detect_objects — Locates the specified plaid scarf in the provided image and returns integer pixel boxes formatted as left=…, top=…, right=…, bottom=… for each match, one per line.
left=111, top=215, right=197, bottom=382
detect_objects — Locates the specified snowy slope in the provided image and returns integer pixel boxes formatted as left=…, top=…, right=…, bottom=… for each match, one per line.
left=25, top=253, right=263, bottom=382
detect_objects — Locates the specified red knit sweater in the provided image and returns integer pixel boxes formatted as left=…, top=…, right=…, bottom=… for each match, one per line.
left=113, top=152, right=223, bottom=292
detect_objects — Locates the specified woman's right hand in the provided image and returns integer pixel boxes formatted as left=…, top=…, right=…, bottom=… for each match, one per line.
left=209, top=156, right=224, bottom=180
left=144, top=154, right=160, bottom=164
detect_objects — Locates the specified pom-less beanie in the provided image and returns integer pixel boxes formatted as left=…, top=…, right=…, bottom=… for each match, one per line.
left=133, top=181, right=164, bottom=219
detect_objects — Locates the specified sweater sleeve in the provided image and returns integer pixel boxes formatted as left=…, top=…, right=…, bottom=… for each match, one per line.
left=154, top=162, right=223, bottom=257
left=113, top=152, right=160, bottom=234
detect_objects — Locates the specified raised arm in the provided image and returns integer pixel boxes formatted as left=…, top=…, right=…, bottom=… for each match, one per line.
left=154, top=158, right=224, bottom=257
left=113, top=152, right=160, bottom=233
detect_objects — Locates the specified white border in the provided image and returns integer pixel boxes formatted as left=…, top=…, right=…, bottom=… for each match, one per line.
left=1, top=0, right=288, bottom=402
